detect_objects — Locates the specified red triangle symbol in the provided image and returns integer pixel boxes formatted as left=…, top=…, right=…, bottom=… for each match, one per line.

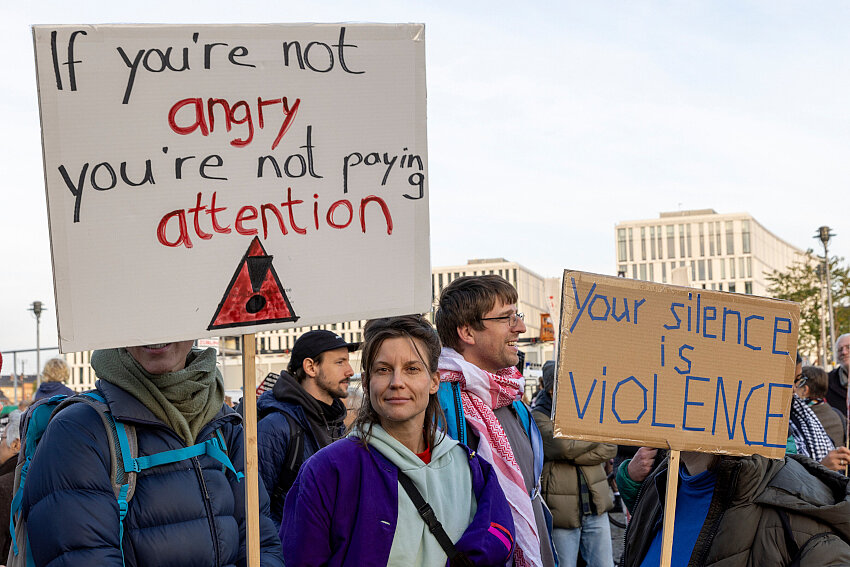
left=208, top=237, right=299, bottom=330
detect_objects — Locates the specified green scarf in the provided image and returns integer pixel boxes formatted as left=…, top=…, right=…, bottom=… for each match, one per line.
left=91, top=347, right=225, bottom=445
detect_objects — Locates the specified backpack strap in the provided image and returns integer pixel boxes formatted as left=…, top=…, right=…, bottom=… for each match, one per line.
left=271, top=412, right=305, bottom=505
left=396, top=469, right=473, bottom=567
left=776, top=508, right=836, bottom=567
left=114, top=422, right=244, bottom=481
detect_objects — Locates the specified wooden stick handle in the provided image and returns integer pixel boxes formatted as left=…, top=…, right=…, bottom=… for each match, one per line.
left=242, top=334, right=260, bottom=567
left=659, top=449, right=681, bottom=567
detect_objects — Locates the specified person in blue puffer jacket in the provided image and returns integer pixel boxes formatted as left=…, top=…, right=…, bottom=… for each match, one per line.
left=20, top=341, right=284, bottom=567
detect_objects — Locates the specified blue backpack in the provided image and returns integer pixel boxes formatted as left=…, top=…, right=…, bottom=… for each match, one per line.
left=8, top=391, right=243, bottom=567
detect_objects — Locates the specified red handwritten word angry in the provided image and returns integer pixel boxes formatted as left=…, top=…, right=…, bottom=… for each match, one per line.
left=168, top=96, right=300, bottom=149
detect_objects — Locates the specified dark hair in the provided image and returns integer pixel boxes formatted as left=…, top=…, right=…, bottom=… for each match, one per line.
left=800, top=365, right=829, bottom=398
left=434, top=275, right=518, bottom=352
left=351, top=315, right=446, bottom=449
left=291, top=351, right=325, bottom=382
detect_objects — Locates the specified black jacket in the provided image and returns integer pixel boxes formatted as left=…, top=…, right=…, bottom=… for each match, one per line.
left=621, top=454, right=850, bottom=567
left=256, top=372, right=346, bottom=526
left=21, top=380, right=284, bottom=567
left=826, top=367, right=847, bottom=414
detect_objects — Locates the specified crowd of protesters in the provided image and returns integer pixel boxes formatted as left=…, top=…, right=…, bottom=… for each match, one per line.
left=4, top=279, right=850, bottom=566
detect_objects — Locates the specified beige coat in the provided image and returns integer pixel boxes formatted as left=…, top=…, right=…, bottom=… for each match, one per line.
left=532, top=407, right=616, bottom=529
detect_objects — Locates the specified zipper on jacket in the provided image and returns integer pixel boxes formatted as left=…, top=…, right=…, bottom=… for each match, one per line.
left=452, top=382, right=466, bottom=445
left=193, top=456, right=221, bottom=566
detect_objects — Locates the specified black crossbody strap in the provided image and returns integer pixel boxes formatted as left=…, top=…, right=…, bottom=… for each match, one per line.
left=396, top=470, right=473, bottom=567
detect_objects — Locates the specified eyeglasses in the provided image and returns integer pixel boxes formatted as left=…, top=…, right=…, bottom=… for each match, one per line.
left=794, top=377, right=808, bottom=388
left=480, top=312, right=524, bottom=327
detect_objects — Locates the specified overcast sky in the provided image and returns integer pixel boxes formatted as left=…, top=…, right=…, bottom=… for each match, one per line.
left=2, top=1, right=849, bottom=373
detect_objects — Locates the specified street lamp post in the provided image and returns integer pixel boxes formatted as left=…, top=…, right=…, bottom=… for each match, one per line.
left=816, top=227, right=836, bottom=361
left=29, top=301, right=44, bottom=390
left=816, top=263, right=829, bottom=366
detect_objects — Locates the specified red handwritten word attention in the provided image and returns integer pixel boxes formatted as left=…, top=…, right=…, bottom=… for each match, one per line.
left=168, top=96, right=301, bottom=149
left=156, top=189, right=394, bottom=248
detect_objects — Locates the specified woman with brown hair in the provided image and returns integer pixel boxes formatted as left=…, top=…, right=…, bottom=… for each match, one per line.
left=280, top=315, right=515, bottom=566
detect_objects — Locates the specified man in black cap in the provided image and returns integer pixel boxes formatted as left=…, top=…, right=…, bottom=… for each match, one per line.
left=256, top=330, right=356, bottom=527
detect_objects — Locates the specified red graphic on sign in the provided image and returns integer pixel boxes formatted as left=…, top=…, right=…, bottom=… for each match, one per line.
left=208, top=237, right=298, bottom=330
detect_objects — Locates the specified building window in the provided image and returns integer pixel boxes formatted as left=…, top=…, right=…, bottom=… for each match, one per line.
left=650, top=226, right=656, bottom=260
left=698, top=223, right=705, bottom=256
left=632, top=264, right=638, bottom=279
left=698, top=259, right=706, bottom=281
left=618, top=228, right=627, bottom=262
left=628, top=228, right=634, bottom=261
left=729, top=258, right=736, bottom=278
left=640, top=264, right=647, bottom=280
left=686, top=224, right=693, bottom=257
left=666, top=225, right=675, bottom=258
left=662, top=262, right=667, bottom=283
left=512, top=269, right=517, bottom=284
left=720, top=258, right=726, bottom=279
left=725, top=221, right=734, bottom=255
left=618, top=264, right=627, bottom=276
left=707, top=259, right=713, bottom=280
left=739, top=258, right=745, bottom=279
left=741, top=220, right=751, bottom=254
left=715, top=222, right=722, bottom=256
left=649, top=263, right=655, bottom=280
left=729, top=282, right=737, bottom=293
left=679, top=225, right=686, bottom=258
left=745, top=281, right=753, bottom=295
left=747, top=257, right=752, bottom=278
left=641, top=227, right=647, bottom=261
left=708, top=222, right=714, bottom=256
left=690, top=260, right=696, bottom=281
left=657, top=225, right=663, bottom=260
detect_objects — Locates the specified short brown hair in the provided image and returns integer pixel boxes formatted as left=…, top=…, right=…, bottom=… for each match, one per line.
left=434, top=275, right=518, bottom=351
left=352, top=315, right=445, bottom=449
left=801, top=366, right=829, bottom=398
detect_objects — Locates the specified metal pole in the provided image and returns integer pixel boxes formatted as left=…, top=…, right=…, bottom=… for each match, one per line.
left=817, top=263, right=828, bottom=367
left=30, top=301, right=44, bottom=390
left=823, top=243, right=837, bottom=357
left=12, top=352, right=17, bottom=404
left=817, top=227, right=837, bottom=363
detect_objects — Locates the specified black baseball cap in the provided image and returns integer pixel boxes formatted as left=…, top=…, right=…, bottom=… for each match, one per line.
left=288, top=330, right=358, bottom=373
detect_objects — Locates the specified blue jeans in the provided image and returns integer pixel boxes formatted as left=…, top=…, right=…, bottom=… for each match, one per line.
left=552, top=512, right=614, bottom=567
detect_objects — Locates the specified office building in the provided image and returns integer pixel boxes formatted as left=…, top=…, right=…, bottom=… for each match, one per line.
left=615, top=209, right=802, bottom=296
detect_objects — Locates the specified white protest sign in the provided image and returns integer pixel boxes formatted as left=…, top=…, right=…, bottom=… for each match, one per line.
left=33, top=24, right=430, bottom=353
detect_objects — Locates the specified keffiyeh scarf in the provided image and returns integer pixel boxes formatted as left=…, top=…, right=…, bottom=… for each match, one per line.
left=438, top=348, right=541, bottom=567
left=789, top=394, right=834, bottom=462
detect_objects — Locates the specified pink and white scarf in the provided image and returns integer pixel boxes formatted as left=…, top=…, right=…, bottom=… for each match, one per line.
left=438, top=347, right=542, bottom=567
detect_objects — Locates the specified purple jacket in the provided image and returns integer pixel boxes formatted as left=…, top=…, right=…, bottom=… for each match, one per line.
left=280, top=436, right=515, bottom=566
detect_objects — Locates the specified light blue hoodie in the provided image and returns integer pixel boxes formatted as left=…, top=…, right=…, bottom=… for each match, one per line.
left=357, top=425, right=478, bottom=566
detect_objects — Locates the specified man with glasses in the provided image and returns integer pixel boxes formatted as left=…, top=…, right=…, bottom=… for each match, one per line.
left=826, top=333, right=850, bottom=414
left=435, top=275, right=556, bottom=567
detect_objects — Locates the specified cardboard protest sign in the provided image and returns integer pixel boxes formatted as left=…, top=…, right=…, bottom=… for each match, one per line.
left=32, top=24, right=430, bottom=353
left=553, top=271, right=800, bottom=459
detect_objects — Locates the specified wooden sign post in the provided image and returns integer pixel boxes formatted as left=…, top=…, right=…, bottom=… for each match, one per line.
left=552, top=271, right=801, bottom=566
left=241, top=334, right=260, bottom=566
left=659, top=449, right=681, bottom=567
